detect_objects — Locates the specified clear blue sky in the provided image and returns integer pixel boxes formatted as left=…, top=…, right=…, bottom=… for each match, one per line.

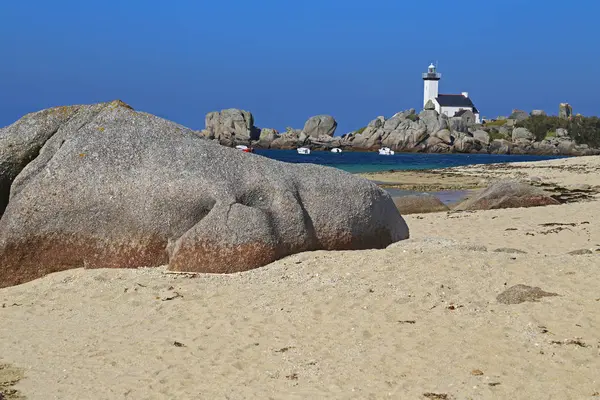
left=1, top=0, right=598, bottom=135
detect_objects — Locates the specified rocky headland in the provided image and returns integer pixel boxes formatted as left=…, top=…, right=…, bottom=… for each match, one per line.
left=201, top=104, right=600, bottom=156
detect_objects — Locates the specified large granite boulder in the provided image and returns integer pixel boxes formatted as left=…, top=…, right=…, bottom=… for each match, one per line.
left=270, top=129, right=301, bottom=149
left=454, top=180, right=560, bottom=211
left=452, top=134, right=476, bottom=153
left=302, top=115, right=337, bottom=138
left=424, top=100, right=436, bottom=111
left=472, top=130, right=490, bottom=145
left=350, top=116, right=384, bottom=149
left=205, top=109, right=259, bottom=146
left=393, top=194, right=449, bottom=214
left=530, top=110, right=546, bottom=117
left=556, top=128, right=569, bottom=138
left=0, top=105, right=82, bottom=216
left=512, top=127, right=535, bottom=141
left=419, top=109, right=448, bottom=134
left=433, top=129, right=453, bottom=145
left=509, top=109, right=529, bottom=122
left=257, top=128, right=278, bottom=148
left=449, top=117, right=469, bottom=133
left=0, top=101, right=409, bottom=288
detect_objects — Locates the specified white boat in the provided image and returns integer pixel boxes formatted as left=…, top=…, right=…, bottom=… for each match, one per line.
left=297, top=147, right=311, bottom=155
left=235, top=145, right=253, bottom=153
left=378, top=147, right=395, bottom=155
left=331, top=148, right=342, bottom=153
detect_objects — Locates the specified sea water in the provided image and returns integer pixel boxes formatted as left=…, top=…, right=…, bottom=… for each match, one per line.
left=254, top=149, right=566, bottom=174
left=255, top=150, right=566, bottom=204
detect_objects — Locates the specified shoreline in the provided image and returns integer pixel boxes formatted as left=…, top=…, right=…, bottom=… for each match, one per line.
left=1, top=156, right=599, bottom=399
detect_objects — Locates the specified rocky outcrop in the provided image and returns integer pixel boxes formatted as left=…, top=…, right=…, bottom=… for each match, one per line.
left=256, top=128, right=279, bottom=148
left=454, top=181, right=560, bottom=211
left=0, top=104, right=82, bottom=215
left=200, top=105, right=599, bottom=156
left=393, top=195, right=449, bottom=214
left=509, top=109, right=529, bottom=121
left=512, top=127, right=535, bottom=141
left=0, top=101, right=409, bottom=288
left=302, top=115, right=337, bottom=138
left=204, top=109, right=260, bottom=146
left=559, top=103, right=573, bottom=119
left=472, top=130, right=490, bottom=146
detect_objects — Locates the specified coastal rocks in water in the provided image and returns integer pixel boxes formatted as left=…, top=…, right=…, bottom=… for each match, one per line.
left=432, top=129, right=453, bottom=145
left=205, top=108, right=260, bottom=146
left=472, top=130, right=490, bottom=145
left=454, top=180, right=560, bottom=211
left=393, top=194, right=449, bottom=214
left=0, top=101, right=409, bottom=288
left=512, top=127, right=535, bottom=141
left=257, top=128, right=279, bottom=148
left=497, top=284, right=559, bottom=305
left=449, top=117, right=469, bottom=133
left=488, top=139, right=512, bottom=154
left=452, top=134, right=476, bottom=153
left=419, top=109, right=448, bottom=134
left=302, top=115, right=337, bottom=138
left=270, top=129, right=301, bottom=149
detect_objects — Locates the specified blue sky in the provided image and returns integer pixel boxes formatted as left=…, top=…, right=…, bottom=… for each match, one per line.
left=1, top=0, right=598, bottom=135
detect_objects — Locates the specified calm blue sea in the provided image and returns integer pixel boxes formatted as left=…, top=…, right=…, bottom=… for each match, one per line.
left=254, top=149, right=566, bottom=173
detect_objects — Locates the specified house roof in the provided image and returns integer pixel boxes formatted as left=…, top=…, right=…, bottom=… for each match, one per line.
left=454, top=109, right=472, bottom=117
left=436, top=94, right=476, bottom=108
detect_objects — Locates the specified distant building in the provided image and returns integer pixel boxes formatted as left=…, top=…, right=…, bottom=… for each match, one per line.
left=422, top=63, right=480, bottom=123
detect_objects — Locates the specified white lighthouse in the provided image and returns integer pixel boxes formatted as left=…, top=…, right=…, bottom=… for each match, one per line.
left=421, top=63, right=481, bottom=123
left=422, top=63, right=441, bottom=107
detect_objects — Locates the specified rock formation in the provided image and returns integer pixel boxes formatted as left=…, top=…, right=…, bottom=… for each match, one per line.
left=454, top=181, right=560, bottom=211
left=302, top=115, right=337, bottom=138
left=393, top=195, right=449, bottom=214
left=0, top=101, right=409, bottom=288
left=201, top=104, right=599, bottom=156
left=559, top=103, right=573, bottom=119
left=203, top=109, right=260, bottom=146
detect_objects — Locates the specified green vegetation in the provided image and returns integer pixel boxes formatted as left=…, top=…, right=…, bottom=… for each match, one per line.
left=484, top=119, right=507, bottom=127
left=545, top=130, right=557, bottom=139
left=516, top=115, right=600, bottom=147
left=568, top=116, right=600, bottom=147
left=516, top=115, right=567, bottom=141
left=354, top=126, right=367, bottom=135
left=406, top=114, right=419, bottom=122
left=489, top=131, right=508, bottom=141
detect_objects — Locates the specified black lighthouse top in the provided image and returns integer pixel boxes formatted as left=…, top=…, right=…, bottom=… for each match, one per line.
left=422, top=63, right=441, bottom=81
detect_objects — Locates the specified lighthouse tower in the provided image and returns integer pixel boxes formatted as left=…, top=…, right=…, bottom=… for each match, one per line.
left=422, top=63, right=441, bottom=107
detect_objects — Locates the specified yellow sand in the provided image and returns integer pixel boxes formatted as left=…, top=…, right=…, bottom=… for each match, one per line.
left=1, top=156, right=599, bottom=399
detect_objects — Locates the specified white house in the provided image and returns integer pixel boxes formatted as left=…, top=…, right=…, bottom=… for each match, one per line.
left=422, top=63, right=480, bottom=123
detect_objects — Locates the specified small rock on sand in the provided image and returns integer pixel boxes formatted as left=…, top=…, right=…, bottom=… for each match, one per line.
left=494, top=248, right=528, bottom=254
left=568, top=249, right=594, bottom=255
left=454, top=180, right=559, bottom=211
left=393, top=194, right=449, bottom=215
left=497, top=284, right=559, bottom=305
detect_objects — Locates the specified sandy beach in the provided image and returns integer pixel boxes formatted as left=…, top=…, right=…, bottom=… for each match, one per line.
left=1, top=156, right=599, bottom=399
